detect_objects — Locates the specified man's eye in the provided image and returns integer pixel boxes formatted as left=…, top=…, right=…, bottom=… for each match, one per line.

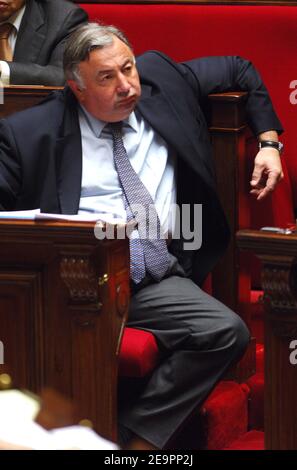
left=123, top=66, right=132, bottom=74
left=100, top=75, right=112, bottom=82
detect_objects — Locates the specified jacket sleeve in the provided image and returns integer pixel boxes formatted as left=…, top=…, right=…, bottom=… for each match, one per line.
left=0, top=120, right=22, bottom=210
left=9, top=7, right=88, bottom=86
left=179, top=56, right=283, bottom=136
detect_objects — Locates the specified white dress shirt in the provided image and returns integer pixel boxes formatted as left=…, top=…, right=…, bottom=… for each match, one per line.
left=78, top=106, right=177, bottom=235
left=0, top=4, right=26, bottom=84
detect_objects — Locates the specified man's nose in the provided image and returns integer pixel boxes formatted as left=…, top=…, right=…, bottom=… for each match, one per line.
left=117, top=74, right=131, bottom=94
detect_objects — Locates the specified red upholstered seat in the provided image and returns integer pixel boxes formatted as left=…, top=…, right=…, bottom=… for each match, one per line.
left=224, top=430, right=264, bottom=450
left=238, top=345, right=264, bottom=431
left=256, top=343, right=264, bottom=374
left=80, top=4, right=297, bottom=207
left=168, top=380, right=250, bottom=449
left=119, top=327, right=159, bottom=377
left=199, top=381, right=250, bottom=450
left=247, top=372, right=264, bottom=431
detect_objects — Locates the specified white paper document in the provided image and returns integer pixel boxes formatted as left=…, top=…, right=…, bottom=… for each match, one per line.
left=0, top=209, right=41, bottom=219
left=0, top=209, right=124, bottom=224
left=0, top=390, right=119, bottom=450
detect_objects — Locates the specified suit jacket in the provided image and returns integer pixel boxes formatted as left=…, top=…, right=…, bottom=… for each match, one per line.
left=0, top=52, right=283, bottom=283
left=9, top=0, right=87, bottom=85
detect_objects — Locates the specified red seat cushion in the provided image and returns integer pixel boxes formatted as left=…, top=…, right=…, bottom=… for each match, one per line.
left=224, top=430, right=264, bottom=450
left=119, top=327, right=160, bottom=377
left=169, top=380, right=250, bottom=449
left=246, top=372, right=264, bottom=430
left=250, top=290, right=264, bottom=307
left=199, top=381, right=249, bottom=450
left=250, top=291, right=265, bottom=343
left=256, top=343, right=264, bottom=374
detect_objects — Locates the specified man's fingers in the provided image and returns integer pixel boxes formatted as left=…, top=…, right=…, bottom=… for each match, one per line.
left=251, top=149, right=283, bottom=196
left=264, top=169, right=282, bottom=192
left=250, top=162, right=284, bottom=200
left=250, top=164, right=263, bottom=187
left=250, top=165, right=267, bottom=192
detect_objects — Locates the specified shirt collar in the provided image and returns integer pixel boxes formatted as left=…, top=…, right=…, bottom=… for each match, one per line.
left=80, top=105, right=139, bottom=138
left=0, top=4, right=26, bottom=32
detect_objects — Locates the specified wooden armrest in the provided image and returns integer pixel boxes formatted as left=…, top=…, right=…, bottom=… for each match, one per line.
left=0, top=86, right=63, bottom=119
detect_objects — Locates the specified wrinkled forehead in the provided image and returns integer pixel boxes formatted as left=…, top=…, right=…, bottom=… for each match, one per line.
left=80, top=37, right=135, bottom=72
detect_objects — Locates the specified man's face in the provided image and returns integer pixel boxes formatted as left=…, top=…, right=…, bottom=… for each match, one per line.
left=0, top=1, right=26, bottom=21
left=68, top=36, right=141, bottom=123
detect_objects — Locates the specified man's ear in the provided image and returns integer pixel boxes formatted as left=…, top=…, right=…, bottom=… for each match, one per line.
left=67, top=79, right=84, bottom=102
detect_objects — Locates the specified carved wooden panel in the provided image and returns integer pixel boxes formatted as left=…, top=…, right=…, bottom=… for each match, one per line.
left=262, top=264, right=297, bottom=313
left=71, top=311, right=101, bottom=428
left=60, top=254, right=102, bottom=307
left=0, top=271, right=44, bottom=391
left=237, top=230, right=297, bottom=449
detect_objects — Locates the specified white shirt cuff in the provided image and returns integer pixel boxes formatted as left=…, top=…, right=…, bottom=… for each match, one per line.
left=0, top=61, right=11, bottom=85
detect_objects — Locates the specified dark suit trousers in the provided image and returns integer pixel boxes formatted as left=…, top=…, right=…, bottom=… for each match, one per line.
left=118, top=256, right=250, bottom=448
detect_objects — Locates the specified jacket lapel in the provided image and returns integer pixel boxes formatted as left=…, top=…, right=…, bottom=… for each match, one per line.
left=14, top=0, right=45, bottom=62
left=55, top=89, right=82, bottom=214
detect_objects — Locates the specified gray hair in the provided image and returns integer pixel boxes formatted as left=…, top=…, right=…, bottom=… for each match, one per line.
left=63, top=22, right=132, bottom=88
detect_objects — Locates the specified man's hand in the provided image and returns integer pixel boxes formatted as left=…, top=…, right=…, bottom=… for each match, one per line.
left=250, top=148, right=284, bottom=200
left=250, top=130, right=284, bottom=200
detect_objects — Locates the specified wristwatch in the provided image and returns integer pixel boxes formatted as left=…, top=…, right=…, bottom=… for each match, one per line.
left=258, top=140, right=284, bottom=154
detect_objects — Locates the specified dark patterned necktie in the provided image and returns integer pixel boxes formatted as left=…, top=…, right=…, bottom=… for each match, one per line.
left=0, top=23, right=13, bottom=61
left=109, top=121, right=169, bottom=283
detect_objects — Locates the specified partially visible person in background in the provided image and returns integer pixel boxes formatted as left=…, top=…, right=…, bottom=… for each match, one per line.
left=0, top=0, right=87, bottom=85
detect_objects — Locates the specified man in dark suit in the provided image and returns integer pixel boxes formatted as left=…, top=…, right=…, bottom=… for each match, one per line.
left=0, top=0, right=87, bottom=85
left=0, top=23, right=283, bottom=449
